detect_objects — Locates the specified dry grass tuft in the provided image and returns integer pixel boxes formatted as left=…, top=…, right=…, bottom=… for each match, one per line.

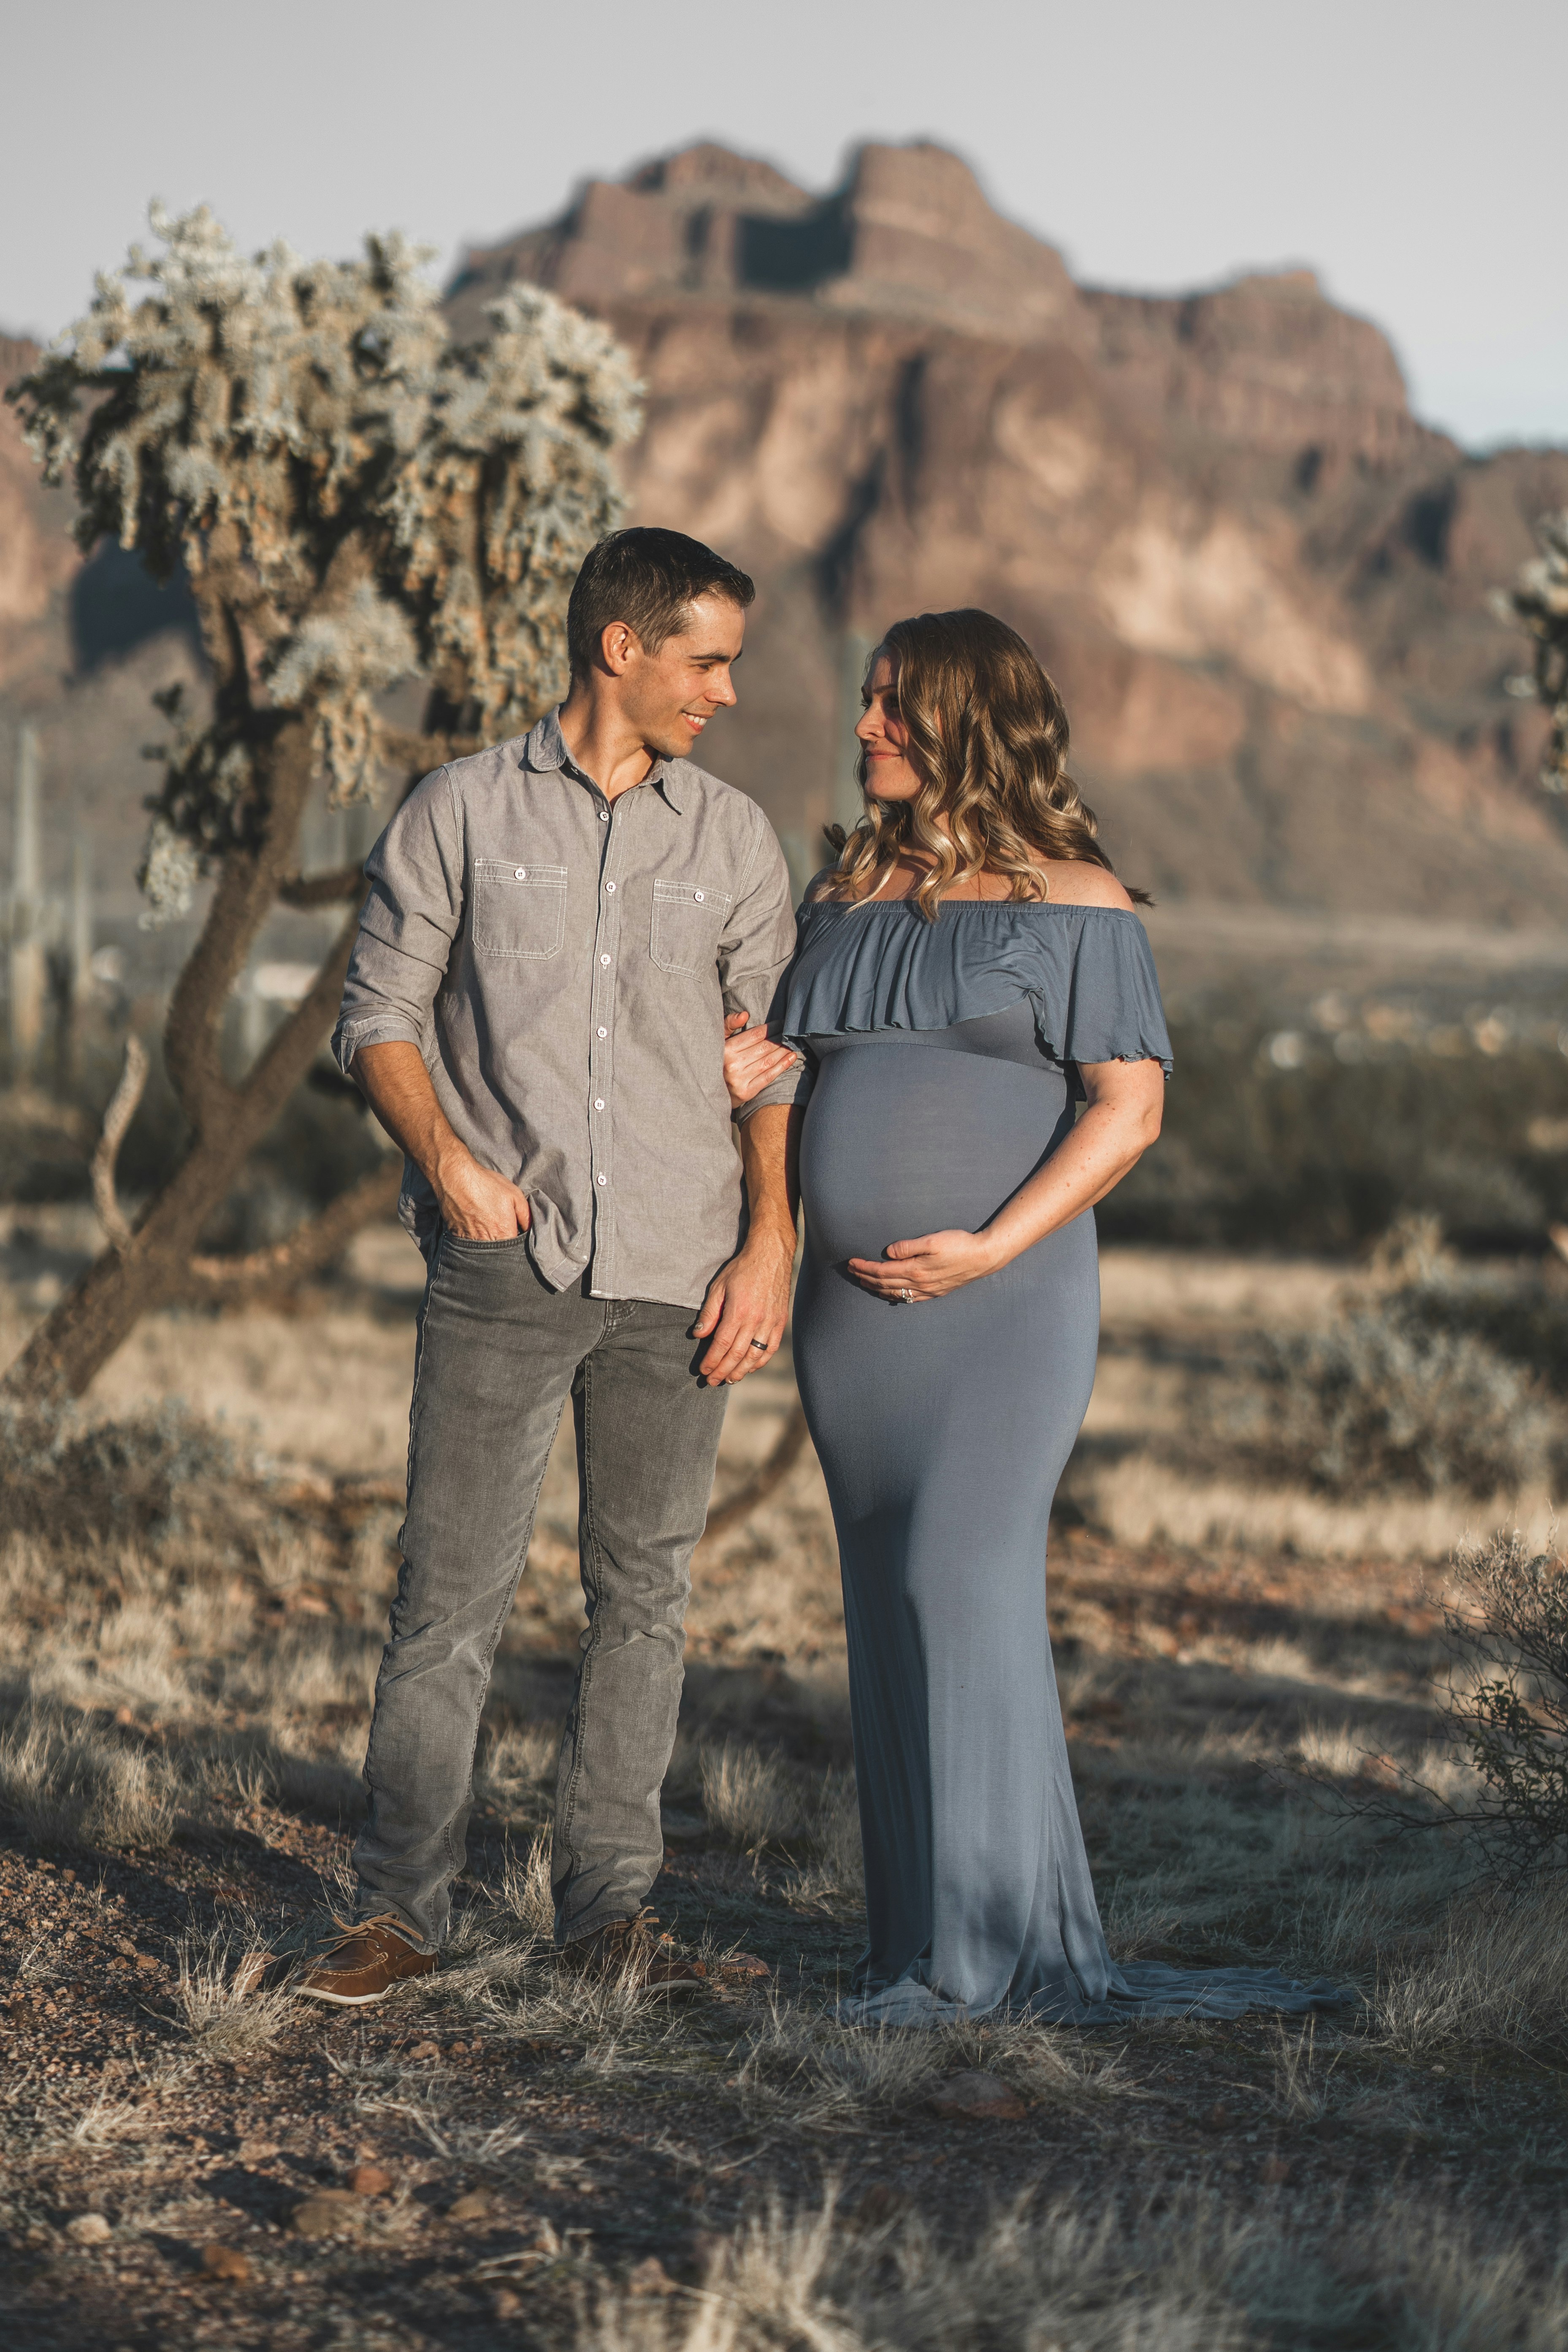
left=175, top=1930, right=296, bottom=2060
left=731, top=1998, right=1118, bottom=2133
left=63, top=2084, right=144, bottom=2148
left=0, top=1703, right=179, bottom=1851
left=782, top=1771, right=865, bottom=1914
left=700, top=1741, right=809, bottom=1849
left=1372, top=1873, right=1568, bottom=2062
left=583, top=2183, right=1568, bottom=2352
left=491, top=1829, right=556, bottom=1940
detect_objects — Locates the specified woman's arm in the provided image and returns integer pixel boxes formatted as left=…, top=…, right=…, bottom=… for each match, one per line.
left=847, top=1055, right=1164, bottom=1303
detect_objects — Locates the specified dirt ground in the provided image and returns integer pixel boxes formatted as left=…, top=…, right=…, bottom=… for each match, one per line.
left=1, top=1222, right=1565, bottom=2350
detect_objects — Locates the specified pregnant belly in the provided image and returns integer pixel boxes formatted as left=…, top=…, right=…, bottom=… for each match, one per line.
left=799, top=1041, right=1074, bottom=1265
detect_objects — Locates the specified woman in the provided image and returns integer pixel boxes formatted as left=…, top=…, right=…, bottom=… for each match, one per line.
left=726, top=611, right=1342, bottom=2027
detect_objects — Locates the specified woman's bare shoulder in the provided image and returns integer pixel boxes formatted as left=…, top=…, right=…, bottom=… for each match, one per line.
left=1040, top=861, right=1136, bottom=912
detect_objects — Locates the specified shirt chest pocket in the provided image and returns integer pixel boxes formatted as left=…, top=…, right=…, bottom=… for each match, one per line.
left=472, top=861, right=567, bottom=958
left=650, top=879, right=732, bottom=975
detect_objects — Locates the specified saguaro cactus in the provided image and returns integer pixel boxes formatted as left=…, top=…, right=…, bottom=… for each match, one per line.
left=6, top=724, right=46, bottom=1075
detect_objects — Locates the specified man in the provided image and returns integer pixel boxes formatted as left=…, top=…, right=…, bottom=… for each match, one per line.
left=295, top=528, right=805, bottom=2005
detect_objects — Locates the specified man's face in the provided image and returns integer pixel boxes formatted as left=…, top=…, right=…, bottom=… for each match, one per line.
left=614, top=593, right=745, bottom=759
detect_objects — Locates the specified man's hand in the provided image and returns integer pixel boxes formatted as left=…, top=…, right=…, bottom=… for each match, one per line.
left=433, top=1146, right=532, bottom=1241
left=693, top=1102, right=799, bottom=1384
left=722, top=1011, right=801, bottom=1111
left=692, top=1227, right=794, bottom=1384
left=847, top=1227, right=1002, bottom=1303
left=353, top=1040, right=531, bottom=1241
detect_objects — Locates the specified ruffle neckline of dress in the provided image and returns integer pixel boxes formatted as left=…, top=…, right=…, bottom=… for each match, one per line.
left=777, top=897, right=1174, bottom=1075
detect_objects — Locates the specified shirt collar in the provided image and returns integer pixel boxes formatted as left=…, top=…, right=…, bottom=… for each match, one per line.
left=524, top=709, right=685, bottom=814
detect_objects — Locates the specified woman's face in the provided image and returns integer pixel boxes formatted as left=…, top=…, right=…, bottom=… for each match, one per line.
left=855, top=650, right=923, bottom=802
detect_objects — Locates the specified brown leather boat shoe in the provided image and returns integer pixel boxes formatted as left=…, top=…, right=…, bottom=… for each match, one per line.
left=294, top=1914, right=436, bottom=2007
left=560, top=1910, right=708, bottom=1995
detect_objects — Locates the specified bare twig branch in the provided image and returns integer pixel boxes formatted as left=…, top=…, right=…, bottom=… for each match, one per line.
left=186, top=1157, right=402, bottom=1299
left=277, top=866, right=366, bottom=909
left=91, top=1037, right=149, bottom=1251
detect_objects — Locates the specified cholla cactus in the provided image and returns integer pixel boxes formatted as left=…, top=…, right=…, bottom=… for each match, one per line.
left=1494, top=512, right=1568, bottom=794
left=11, top=205, right=640, bottom=912
left=0, top=208, right=639, bottom=1401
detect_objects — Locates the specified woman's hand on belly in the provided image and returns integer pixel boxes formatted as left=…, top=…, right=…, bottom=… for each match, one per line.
left=847, top=1227, right=1003, bottom=1303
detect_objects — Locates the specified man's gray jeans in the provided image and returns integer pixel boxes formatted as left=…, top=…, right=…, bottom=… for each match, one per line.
left=350, top=1229, right=728, bottom=1950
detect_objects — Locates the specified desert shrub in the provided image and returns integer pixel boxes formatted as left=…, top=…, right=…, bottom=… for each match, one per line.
left=1103, top=1019, right=1568, bottom=1253
left=1389, top=1266, right=1568, bottom=1394
left=1219, top=1219, right=1568, bottom=1497
left=0, top=1399, right=248, bottom=1543
left=1434, top=1532, right=1568, bottom=1875
left=1254, top=1311, right=1554, bottom=1498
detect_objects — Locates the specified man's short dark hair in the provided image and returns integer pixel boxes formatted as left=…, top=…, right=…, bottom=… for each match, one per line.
left=566, top=527, right=756, bottom=680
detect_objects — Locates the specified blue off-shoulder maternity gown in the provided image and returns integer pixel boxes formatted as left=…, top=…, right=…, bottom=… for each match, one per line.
left=778, top=897, right=1344, bottom=2027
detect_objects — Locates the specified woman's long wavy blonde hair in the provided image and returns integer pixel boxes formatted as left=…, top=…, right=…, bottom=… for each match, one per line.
left=819, top=609, right=1148, bottom=919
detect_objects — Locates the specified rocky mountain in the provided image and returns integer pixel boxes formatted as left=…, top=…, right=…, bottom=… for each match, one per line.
left=451, top=141, right=1568, bottom=921
left=3, top=140, right=1567, bottom=954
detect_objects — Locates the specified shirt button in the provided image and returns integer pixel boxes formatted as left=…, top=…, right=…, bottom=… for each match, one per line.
left=600, top=953, right=610, bottom=966
left=594, top=1098, right=605, bottom=1110
left=694, top=890, right=704, bottom=902
left=598, top=809, right=609, bottom=823
left=514, top=866, right=527, bottom=881
left=596, top=1172, right=607, bottom=1186
left=596, top=1026, right=607, bottom=1038
left=605, top=880, right=616, bottom=893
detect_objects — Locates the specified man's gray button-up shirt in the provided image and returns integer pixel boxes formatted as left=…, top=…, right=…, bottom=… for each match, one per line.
left=332, top=711, right=808, bottom=1309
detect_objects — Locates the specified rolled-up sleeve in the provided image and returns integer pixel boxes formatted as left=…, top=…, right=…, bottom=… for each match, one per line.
left=718, top=817, right=813, bottom=1124
left=332, top=766, right=464, bottom=1080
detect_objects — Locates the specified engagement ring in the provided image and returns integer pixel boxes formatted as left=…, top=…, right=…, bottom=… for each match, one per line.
left=898, top=1287, right=915, bottom=1304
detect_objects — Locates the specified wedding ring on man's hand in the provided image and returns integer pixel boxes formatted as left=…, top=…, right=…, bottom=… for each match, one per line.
left=748, top=1338, right=768, bottom=1350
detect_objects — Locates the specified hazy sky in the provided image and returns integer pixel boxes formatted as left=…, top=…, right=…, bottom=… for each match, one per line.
left=6, top=0, right=1563, bottom=449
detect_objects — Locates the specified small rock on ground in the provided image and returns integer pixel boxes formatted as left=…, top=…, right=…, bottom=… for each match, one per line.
left=926, top=2070, right=1026, bottom=2122
left=717, top=1951, right=772, bottom=1982
left=201, top=2243, right=252, bottom=2281
left=65, top=2214, right=111, bottom=2244
left=447, top=2189, right=492, bottom=2222
left=291, top=2190, right=362, bottom=2238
